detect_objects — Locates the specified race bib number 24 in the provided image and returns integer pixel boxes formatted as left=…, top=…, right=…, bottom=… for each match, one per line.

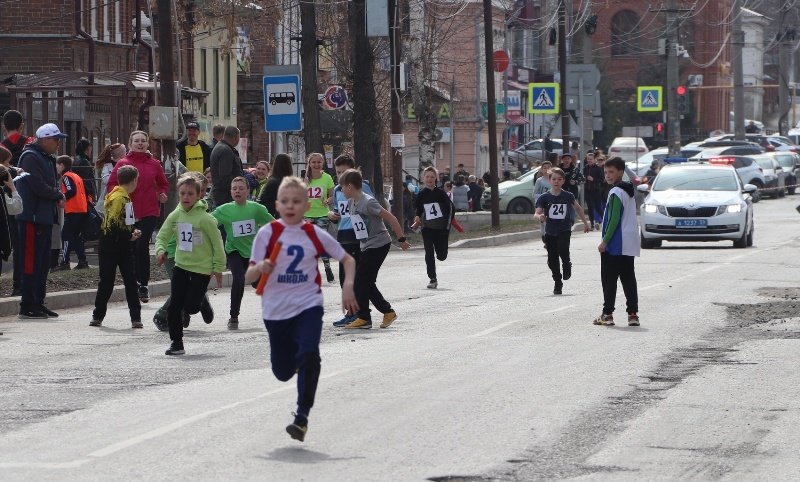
left=548, top=203, right=567, bottom=220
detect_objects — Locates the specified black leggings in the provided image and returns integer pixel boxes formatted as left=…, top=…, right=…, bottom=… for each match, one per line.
left=544, top=231, right=571, bottom=281
left=93, top=239, right=140, bottom=321
left=227, top=251, right=251, bottom=317
left=422, top=228, right=449, bottom=281
left=354, top=243, right=392, bottom=321
left=167, top=266, right=211, bottom=342
left=134, top=216, right=158, bottom=287
left=600, top=253, right=638, bottom=315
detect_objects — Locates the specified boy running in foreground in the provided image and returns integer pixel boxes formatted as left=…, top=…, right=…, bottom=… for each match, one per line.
left=245, top=177, right=357, bottom=442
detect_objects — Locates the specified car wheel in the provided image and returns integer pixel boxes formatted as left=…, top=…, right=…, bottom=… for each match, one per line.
left=788, top=180, right=796, bottom=195
left=507, top=197, right=533, bottom=214
left=779, top=184, right=786, bottom=197
left=750, top=180, right=763, bottom=202
left=746, top=224, right=754, bottom=247
left=640, top=234, right=660, bottom=249
left=733, top=229, right=748, bottom=248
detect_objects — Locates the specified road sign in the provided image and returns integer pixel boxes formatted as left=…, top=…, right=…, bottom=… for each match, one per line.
left=528, top=83, right=559, bottom=114
left=637, top=86, right=663, bottom=112
left=493, top=50, right=510, bottom=73
left=622, top=126, right=654, bottom=138
left=565, top=63, right=600, bottom=95
left=263, top=74, right=302, bottom=132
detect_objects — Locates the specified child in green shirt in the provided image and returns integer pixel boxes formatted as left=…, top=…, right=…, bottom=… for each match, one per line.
left=212, top=176, right=274, bottom=329
left=303, top=153, right=335, bottom=283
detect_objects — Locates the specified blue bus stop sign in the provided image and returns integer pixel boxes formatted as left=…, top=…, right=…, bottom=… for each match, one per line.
left=263, top=75, right=302, bottom=132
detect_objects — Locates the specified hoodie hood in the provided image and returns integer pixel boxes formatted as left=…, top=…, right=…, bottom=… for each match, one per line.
left=615, top=180, right=635, bottom=198
left=106, top=185, right=130, bottom=204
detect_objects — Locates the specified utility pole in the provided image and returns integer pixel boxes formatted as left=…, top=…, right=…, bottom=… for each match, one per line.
left=300, top=0, right=323, bottom=155
left=156, top=0, right=177, bottom=191
left=732, top=0, right=745, bottom=140
left=482, top=0, right=500, bottom=229
left=389, top=0, right=403, bottom=223
left=778, top=6, right=792, bottom=136
left=558, top=0, right=570, bottom=150
left=665, top=0, right=680, bottom=155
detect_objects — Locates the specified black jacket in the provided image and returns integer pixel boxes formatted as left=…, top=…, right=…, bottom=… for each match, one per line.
left=72, top=154, right=97, bottom=201
left=1, top=134, right=28, bottom=166
left=177, top=138, right=212, bottom=171
left=258, top=176, right=283, bottom=218
left=210, top=140, right=243, bottom=206
left=414, top=186, right=453, bottom=230
left=15, top=143, right=64, bottom=225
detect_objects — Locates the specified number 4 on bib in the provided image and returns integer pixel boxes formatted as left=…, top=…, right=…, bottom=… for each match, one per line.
left=424, top=202, right=443, bottom=221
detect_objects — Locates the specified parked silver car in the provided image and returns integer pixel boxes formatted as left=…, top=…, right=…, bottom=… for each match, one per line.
left=504, top=138, right=563, bottom=166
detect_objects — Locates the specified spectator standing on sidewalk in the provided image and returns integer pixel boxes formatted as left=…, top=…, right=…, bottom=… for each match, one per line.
left=177, top=121, right=212, bottom=173
left=210, top=126, right=244, bottom=206
left=106, top=130, right=169, bottom=303
left=1, top=110, right=33, bottom=166
left=72, top=138, right=96, bottom=202
left=15, top=123, right=67, bottom=319
left=95, top=143, right=126, bottom=214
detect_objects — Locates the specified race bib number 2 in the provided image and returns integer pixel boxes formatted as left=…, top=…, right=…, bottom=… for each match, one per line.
left=424, top=202, right=443, bottom=221
left=351, top=214, right=368, bottom=240
left=548, top=203, right=567, bottom=220
left=232, top=219, right=256, bottom=237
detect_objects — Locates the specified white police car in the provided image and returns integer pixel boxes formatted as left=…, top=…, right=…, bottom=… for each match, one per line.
left=638, top=159, right=756, bottom=248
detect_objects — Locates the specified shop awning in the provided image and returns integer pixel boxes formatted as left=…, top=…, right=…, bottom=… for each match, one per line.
left=506, top=114, right=529, bottom=125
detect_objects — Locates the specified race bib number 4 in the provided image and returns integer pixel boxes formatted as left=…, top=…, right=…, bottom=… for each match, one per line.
left=232, top=219, right=256, bottom=237
left=548, top=203, right=567, bottom=220
left=350, top=214, right=368, bottom=240
left=124, top=202, right=135, bottom=226
left=424, top=202, right=443, bottom=221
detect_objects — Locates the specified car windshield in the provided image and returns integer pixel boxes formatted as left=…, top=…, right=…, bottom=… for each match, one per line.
left=755, top=158, right=774, bottom=170
left=776, top=155, right=794, bottom=168
left=516, top=169, right=539, bottom=182
left=653, top=168, right=739, bottom=191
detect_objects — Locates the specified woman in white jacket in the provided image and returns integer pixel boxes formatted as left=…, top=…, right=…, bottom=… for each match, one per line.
left=95, top=143, right=126, bottom=214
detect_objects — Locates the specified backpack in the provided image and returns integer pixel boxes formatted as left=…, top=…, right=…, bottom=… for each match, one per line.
left=81, top=203, right=104, bottom=241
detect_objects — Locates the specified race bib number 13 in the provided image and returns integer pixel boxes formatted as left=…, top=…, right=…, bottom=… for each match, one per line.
left=350, top=214, right=368, bottom=240
left=232, top=219, right=256, bottom=237
left=549, top=203, right=567, bottom=220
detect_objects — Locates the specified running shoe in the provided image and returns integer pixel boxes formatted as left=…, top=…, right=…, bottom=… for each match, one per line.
left=333, top=314, right=357, bottom=327
left=286, top=413, right=308, bottom=442
left=380, top=311, right=397, bottom=329
left=40, top=306, right=59, bottom=318
left=427, top=279, right=438, bottom=289
left=554, top=281, right=563, bottom=295
left=165, top=342, right=185, bottom=356
left=593, top=313, right=614, bottom=326
left=89, top=318, right=103, bottom=327
left=562, top=262, right=572, bottom=280
left=18, top=309, right=47, bottom=319
left=138, top=285, right=150, bottom=303
left=627, top=313, right=640, bottom=326
left=227, top=317, right=239, bottom=330
left=344, top=318, right=372, bottom=329
left=131, top=320, right=144, bottom=329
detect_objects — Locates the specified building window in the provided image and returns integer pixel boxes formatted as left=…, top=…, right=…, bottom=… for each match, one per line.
left=90, top=0, right=98, bottom=38
left=611, top=10, right=640, bottom=56
left=224, top=54, right=231, bottom=117
left=103, top=0, right=109, bottom=41
left=115, top=1, right=121, bottom=42
left=201, top=49, right=207, bottom=115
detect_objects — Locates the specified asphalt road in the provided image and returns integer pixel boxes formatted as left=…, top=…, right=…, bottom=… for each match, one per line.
left=1, top=196, right=799, bottom=481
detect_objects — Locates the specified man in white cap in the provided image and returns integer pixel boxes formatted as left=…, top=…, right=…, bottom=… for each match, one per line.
left=14, top=123, right=66, bottom=319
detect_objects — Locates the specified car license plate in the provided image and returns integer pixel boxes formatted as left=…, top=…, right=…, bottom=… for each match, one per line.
left=676, top=219, right=707, bottom=228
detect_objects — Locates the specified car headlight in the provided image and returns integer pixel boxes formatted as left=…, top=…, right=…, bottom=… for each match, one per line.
left=725, top=204, right=742, bottom=213
left=643, top=204, right=660, bottom=213
left=498, top=188, right=508, bottom=196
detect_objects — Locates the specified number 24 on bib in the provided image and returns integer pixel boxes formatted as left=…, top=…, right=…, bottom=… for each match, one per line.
left=548, top=203, right=567, bottom=220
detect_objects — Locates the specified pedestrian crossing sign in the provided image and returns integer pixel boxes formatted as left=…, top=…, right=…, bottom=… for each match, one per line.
left=637, top=86, right=663, bottom=112
left=528, top=83, right=559, bottom=114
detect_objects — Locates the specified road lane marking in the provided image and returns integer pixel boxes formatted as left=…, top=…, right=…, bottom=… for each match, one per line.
left=470, top=305, right=575, bottom=338
left=0, top=368, right=359, bottom=469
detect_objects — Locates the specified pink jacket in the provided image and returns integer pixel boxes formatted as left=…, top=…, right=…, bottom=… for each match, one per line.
left=107, top=151, right=169, bottom=219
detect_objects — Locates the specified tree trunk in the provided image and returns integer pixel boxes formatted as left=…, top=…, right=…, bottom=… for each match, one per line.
left=348, top=0, right=384, bottom=201
left=300, top=0, right=323, bottom=156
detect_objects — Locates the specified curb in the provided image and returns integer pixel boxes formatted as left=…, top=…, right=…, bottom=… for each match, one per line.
left=0, top=272, right=235, bottom=319
left=450, top=221, right=593, bottom=249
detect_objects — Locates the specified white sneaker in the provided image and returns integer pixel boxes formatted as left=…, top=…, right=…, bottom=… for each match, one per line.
left=427, top=280, right=438, bottom=289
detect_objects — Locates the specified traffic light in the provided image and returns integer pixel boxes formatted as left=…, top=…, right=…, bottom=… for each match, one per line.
left=654, top=122, right=665, bottom=141
left=677, top=85, right=689, bottom=114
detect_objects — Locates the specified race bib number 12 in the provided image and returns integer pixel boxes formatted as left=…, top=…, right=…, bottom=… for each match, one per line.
left=178, top=223, right=194, bottom=251
left=350, top=214, right=368, bottom=240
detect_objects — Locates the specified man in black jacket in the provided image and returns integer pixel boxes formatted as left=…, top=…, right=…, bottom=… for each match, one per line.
left=73, top=138, right=97, bottom=202
left=177, top=121, right=212, bottom=173
left=15, top=123, right=67, bottom=319
left=1, top=110, right=31, bottom=166
left=209, top=126, right=243, bottom=206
